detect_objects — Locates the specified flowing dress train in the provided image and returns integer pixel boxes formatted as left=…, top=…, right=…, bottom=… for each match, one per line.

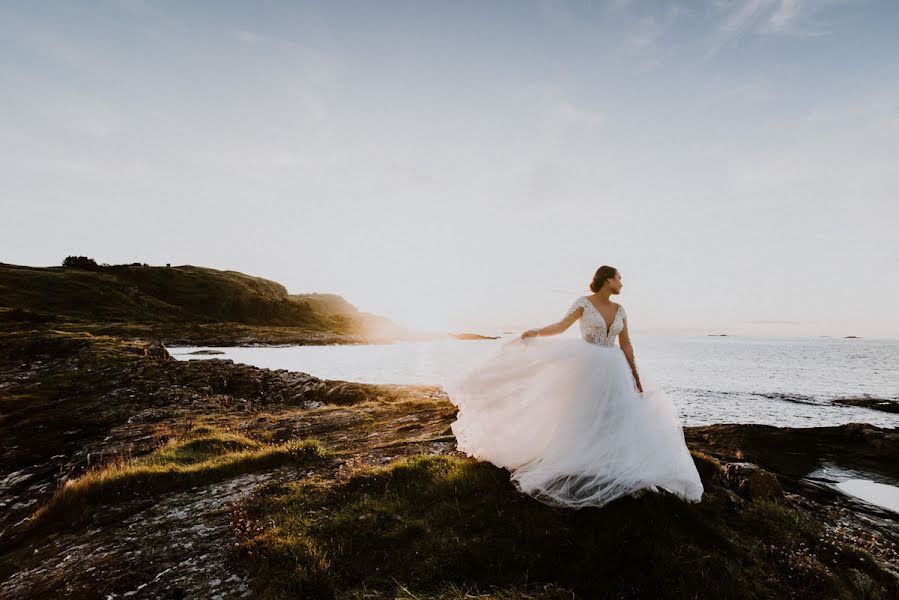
left=443, top=297, right=704, bottom=509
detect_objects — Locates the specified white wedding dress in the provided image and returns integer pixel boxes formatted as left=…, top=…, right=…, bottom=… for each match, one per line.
left=443, top=296, right=704, bottom=509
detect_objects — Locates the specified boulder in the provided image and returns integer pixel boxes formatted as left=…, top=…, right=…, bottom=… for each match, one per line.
left=722, top=461, right=784, bottom=502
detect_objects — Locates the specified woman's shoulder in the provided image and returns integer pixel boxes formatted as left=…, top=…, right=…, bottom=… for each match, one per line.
left=566, top=296, right=585, bottom=311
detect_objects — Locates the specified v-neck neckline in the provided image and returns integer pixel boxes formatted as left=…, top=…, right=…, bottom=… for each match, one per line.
left=583, top=296, right=621, bottom=338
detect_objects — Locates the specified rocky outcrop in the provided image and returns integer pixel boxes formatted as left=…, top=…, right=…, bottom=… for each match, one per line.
left=832, top=396, right=899, bottom=414
left=685, top=422, right=899, bottom=481
left=722, top=461, right=784, bottom=501
left=0, top=327, right=897, bottom=598
left=685, top=421, right=899, bottom=556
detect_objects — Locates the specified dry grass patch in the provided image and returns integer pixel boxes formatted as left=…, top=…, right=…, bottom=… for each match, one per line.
left=24, top=424, right=332, bottom=533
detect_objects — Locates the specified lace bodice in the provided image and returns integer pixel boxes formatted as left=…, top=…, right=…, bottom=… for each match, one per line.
left=563, top=296, right=627, bottom=346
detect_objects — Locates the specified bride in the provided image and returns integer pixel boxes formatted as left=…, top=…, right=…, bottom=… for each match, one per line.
left=443, top=265, right=704, bottom=509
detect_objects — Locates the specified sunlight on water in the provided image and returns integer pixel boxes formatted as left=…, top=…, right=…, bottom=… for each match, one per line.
left=836, top=480, right=899, bottom=513
left=167, top=334, right=899, bottom=429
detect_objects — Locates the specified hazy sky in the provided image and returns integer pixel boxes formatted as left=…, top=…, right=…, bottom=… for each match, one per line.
left=2, top=1, right=897, bottom=337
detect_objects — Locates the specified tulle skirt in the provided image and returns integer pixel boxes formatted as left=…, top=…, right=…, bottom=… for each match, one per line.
left=443, top=334, right=704, bottom=509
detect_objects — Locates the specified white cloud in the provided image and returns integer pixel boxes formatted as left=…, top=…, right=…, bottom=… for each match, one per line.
left=616, top=3, right=690, bottom=71
left=719, top=0, right=772, bottom=34
left=767, top=0, right=802, bottom=30
left=705, top=0, right=833, bottom=57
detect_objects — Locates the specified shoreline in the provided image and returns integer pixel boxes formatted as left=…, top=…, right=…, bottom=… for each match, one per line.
left=1, top=326, right=897, bottom=597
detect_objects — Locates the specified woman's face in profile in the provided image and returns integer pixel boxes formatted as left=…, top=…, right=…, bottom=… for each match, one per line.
left=611, top=271, right=622, bottom=294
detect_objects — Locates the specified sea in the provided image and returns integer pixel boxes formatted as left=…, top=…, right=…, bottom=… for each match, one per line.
left=167, top=333, right=899, bottom=430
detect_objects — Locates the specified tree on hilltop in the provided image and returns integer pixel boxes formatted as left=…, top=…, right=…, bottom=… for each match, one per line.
left=62, top=256, right=100, bottom=270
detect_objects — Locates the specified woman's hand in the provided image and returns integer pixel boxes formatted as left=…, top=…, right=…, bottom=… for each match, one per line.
left=521, top=329, right=539, bottom=339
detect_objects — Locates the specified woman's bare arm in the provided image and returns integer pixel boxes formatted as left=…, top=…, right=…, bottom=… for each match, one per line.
left=617, top=317, right=643, bottom=392
left=521, top=305, right=583, bottom=338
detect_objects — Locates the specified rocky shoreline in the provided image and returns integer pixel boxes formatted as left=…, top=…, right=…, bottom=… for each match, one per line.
left=35, top=319, right=442, bottom=348
left=1, top=325, right=897, bottom=598
left=832, top=396, right=899, bottom=414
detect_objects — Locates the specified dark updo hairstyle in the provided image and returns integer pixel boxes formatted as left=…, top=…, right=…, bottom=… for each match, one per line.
left=589, top=265, right=618, bottom=293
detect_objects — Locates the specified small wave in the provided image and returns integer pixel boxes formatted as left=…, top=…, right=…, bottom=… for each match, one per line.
left=674, top=387, right=742, bottom=398
left=751, top=392, right=819, bottom=405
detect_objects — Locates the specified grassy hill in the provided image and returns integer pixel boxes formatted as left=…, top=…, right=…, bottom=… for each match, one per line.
left=0, top=261, right=410, bottom=344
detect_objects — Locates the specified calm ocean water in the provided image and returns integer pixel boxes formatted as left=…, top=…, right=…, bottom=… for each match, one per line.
left=167, top=334, right=899, bottom=429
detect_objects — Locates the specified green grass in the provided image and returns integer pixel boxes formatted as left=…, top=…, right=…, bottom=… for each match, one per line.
left=234, top=453, right=895, bottom=600
left=743, top=498, right=824, bottom=546
left=26, top=424, right=333, bottom=533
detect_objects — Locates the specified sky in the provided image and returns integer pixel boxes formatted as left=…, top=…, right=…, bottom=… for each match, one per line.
left=1, top=0, right=897, bottom=338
